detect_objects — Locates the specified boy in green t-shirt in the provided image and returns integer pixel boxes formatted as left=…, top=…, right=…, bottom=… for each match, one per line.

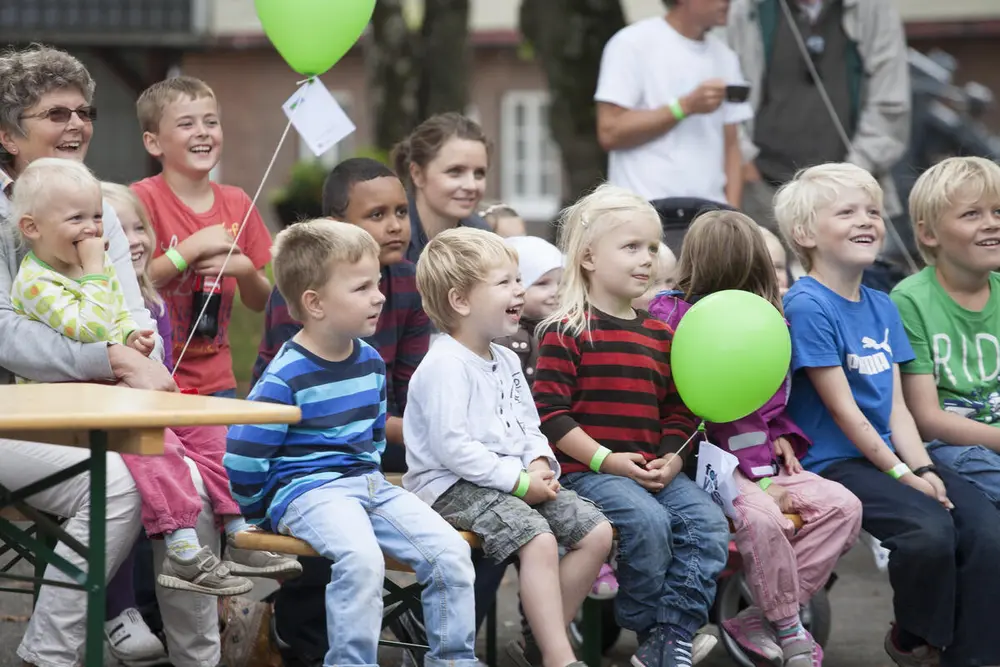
left=891, top=156, right=1000, bottom=507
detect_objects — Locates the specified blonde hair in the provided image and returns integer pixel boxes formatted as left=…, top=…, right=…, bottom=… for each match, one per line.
left=415, top=227, right=519, bottom=333
left=272, top=220, right=380, bottom=321
left=101, top=182, right=162, bottom=308
left=674, top=210, right=784, bottom=313
left=539, top=183, right=662, bottom=337
left=773, top=162, right=883, bottom=271
left=136, top=76, right=216, bottom=134
left=908, top=157, right=1000, bottom=265
left=10, top=157, right=100, bottom=229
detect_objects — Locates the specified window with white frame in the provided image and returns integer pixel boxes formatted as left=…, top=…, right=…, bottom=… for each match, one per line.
left=500, top=91, right=562, bottom=221
left=297, top=91, right=356, bottom=168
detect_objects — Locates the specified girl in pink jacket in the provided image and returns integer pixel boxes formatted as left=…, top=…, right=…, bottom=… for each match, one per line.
left=648, top=210, right=862, bottom=667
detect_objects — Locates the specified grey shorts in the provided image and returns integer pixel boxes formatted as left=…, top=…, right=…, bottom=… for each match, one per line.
left=432, top=479, right=607, bottom=562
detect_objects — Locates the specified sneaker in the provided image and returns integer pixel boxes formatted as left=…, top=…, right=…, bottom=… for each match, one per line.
left=589, top=563, right=619, bottom=600
left=660, top=626, right=695, bottom=667
left=225, top=542, right=303, bottom=579
left=884, top=626, right=940, bottom=667
left=105, top=608, right=167, bottom=664
left=505, top=635, right=543, bottom=667
left=157, top=546, right=254, bottom=596
left=721, top=606, right=782, bottom=666
left=691, top=631, right=718, bottom=664
left=781, top=633, right=814, bottom=667
left=631, top=625, right=668, bottom=667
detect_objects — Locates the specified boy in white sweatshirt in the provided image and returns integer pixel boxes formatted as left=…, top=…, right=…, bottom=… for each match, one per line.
left=403, top=227, right=613, bottom=667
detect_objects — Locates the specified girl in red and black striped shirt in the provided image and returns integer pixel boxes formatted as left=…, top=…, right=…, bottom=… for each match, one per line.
left=533, top=184, right=729, bottom=667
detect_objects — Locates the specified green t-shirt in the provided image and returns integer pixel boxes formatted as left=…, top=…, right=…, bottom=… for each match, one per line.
left=891, top=267, right=1000, bottom=425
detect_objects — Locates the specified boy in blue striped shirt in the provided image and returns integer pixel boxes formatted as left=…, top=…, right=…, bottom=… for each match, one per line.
left=225, top=220, right=478, bottom=667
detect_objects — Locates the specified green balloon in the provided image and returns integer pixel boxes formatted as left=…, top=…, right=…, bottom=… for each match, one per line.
left=255, top=0, right=376, bottom=76
left=671, top=290, right=791, bottom=423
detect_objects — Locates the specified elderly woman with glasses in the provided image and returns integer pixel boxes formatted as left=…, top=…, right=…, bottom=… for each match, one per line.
left=0, top=45, right=213, bottom=667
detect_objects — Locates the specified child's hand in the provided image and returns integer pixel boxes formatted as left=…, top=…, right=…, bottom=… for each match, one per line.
left=523, top=469, right=558, bottom=505
left=900, top=472, right=945, bottom=506
left=193, top=251, right=253, bottom=279
left=764, top=483, right=795, bottom=513
left=644, top=454, right=684, bottom=491
left=774, top=437, right=803, bottom=475
left=920, top=471, right=954, bottom=510
left=601, top=452, right=661, bottom=489
left=76, top=236, right=107, bottom=274
left=126, top=329, right=156, bottom=357
left=186, top=225, right=234, bottom=260
left=527, top=458, right=561, bottom=493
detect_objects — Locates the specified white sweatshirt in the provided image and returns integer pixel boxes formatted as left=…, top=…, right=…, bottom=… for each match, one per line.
left=403, top=335, right=560, bottom=505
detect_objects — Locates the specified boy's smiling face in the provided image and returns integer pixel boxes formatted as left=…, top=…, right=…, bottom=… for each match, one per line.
left=341, top=176, right=412, bottom=266
left=919, top=189, right=1000, bottom=276
left=804, top=187, right=884, bottom=272
left=143, top=94, right=222, bottom=178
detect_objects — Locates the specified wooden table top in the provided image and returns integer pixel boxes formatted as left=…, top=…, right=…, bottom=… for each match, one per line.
left=0, top=383, right=301, bottom=431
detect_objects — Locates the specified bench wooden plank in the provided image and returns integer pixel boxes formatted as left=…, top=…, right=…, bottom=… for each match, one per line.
left=0, top=507, right=29, bottom=522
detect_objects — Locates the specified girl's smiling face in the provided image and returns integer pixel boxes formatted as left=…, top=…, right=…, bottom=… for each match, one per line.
left=118, top=202, right=153, bottom=275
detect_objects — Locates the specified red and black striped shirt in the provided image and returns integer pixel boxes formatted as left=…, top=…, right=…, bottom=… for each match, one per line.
left=533, top=309, right=697, bottom=474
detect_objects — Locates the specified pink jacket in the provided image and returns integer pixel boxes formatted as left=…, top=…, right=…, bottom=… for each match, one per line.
left=648, top=292, right=811, bottom=480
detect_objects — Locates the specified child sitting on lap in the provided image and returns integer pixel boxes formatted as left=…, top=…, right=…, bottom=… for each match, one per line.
left=778, top=162, right=1000, bottom=667
left=649, top=210, right=861, bottom=666
left=404, top=227, right=613, bottom=667
left=227, top=221, right=479, bottom=667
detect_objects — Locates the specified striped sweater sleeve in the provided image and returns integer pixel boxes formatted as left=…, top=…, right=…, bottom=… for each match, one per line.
left=658, top=330, right=699, bottom=458
left=224, top=373, right=293, bottom=524
left=533, top=325, right=584, bottom=444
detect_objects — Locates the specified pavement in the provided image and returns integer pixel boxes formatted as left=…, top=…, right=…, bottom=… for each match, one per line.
left=0, top=541, right=896, bottom=667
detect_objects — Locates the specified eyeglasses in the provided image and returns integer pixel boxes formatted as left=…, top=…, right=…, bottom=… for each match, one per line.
left=19, top=106, right=98, bottom=124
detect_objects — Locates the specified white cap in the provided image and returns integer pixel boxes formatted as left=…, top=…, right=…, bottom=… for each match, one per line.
left=504, top=235, right=564, bottom=288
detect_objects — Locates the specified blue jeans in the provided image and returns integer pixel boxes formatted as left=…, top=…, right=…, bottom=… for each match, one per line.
left=211, top=388, right=237, bottom=398
left=562, top=471, right=729, bottom=635
left=928, top=440, right=1000, bottom=509
left=278, top=473, right=478, bottom=667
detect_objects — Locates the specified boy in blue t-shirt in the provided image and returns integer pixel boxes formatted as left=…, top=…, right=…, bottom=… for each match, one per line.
left=225, top=220, right=478, bottom=667
left=776, top=163, right=1000, bottom=667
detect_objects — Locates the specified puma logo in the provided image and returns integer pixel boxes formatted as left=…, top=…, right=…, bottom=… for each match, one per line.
left=862, top=328, right=892, bottom=355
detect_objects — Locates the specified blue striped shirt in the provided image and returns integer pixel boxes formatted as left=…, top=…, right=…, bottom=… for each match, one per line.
left=225, top=339, right=386, bottom=530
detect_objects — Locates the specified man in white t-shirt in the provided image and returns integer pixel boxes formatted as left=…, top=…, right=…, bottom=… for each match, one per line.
left=595, top=0, right=753, bottom=207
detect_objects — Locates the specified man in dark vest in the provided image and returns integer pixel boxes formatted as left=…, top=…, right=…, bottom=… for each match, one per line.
left=726, top=0, right=911, bottom=232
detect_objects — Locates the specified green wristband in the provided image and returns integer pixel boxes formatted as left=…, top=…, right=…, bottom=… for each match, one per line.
left=757, top=477, right=773, bottom=492
left=886, top=463, right=910, bottom=480
left=590, top=446, right=612, bottom=473
left=165, top=248, right=188, bottom=272
left=669, top=99, right=686, bottom=121
left=513, top=471, right=531, bottom=498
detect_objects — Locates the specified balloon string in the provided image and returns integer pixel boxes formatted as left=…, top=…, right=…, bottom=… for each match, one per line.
left=171, top=95, right=303, bottom=379
left=671, top=420, right=706, bottom=460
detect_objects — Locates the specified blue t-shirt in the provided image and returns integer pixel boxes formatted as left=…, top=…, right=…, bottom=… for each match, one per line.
left=225, top=339, right=386, bottom=531
left=784, top=277, right=915, bottom=473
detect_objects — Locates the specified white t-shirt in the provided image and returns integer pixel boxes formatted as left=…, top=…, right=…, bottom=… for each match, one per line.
left=595, top=17, right=753, bottom=203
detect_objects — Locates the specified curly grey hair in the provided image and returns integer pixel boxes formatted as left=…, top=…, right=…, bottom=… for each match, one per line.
left=0, top=45, right=95, bottom=168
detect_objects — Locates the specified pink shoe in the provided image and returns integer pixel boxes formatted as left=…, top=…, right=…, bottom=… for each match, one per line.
left=721, top=606, right=782, bottom=666
left=589, top=563, right=619, bottom=600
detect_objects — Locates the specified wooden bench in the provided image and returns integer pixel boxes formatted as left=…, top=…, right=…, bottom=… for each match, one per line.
left=232, top=474, right=805, bottom=667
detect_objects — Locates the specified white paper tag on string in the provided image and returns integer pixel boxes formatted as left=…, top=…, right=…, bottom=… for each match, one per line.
left=282, top=79, right=356, bottom=157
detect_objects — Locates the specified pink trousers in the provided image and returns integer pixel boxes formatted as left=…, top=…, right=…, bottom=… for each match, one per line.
left=731, top=468, right=862, bottom=622
left=122, top=425, right=242, bottom=536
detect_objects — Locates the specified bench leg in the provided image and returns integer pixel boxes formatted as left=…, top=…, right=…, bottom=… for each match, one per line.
left=580, top=598, right=603, bottom=667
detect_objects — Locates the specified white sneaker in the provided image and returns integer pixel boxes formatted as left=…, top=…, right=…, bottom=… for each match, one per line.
left=692, top=632, right=718, bottom=663
left=105, top=608, right=166, bottom=663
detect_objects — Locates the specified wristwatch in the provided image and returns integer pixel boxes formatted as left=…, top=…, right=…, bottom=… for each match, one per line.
left=912, top=464, right=938, bottom=478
